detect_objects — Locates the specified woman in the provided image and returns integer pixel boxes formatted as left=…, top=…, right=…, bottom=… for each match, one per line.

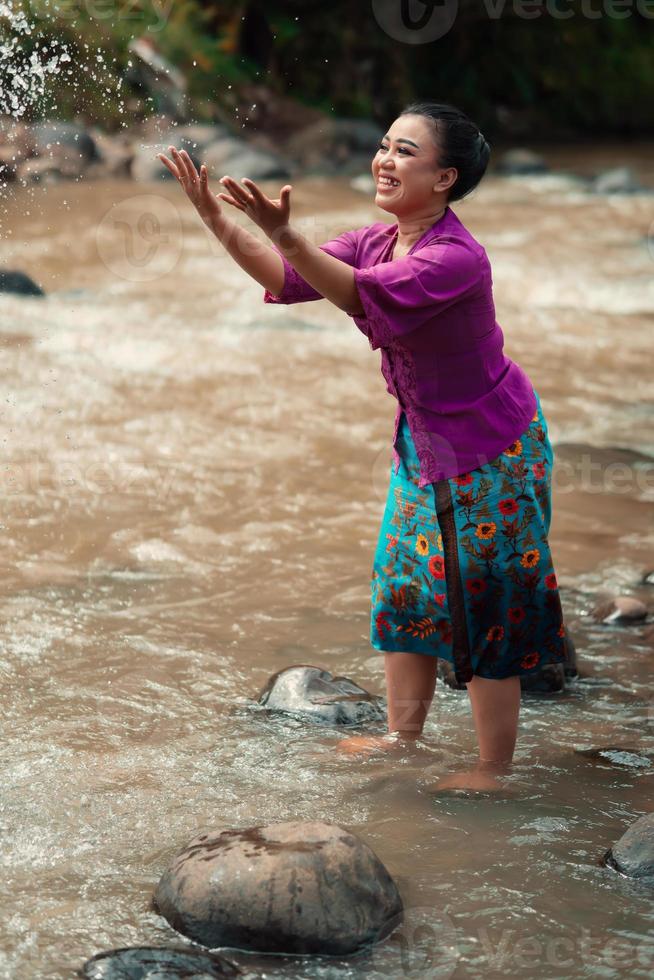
left=158, top=101, right=568, bottom=790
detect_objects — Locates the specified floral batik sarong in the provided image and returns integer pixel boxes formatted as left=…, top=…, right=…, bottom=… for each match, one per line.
left=370, top=390, right=568, bottom=683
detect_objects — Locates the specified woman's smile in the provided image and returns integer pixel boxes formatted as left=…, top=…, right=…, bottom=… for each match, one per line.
left=377, top=173, right=402, bottom=192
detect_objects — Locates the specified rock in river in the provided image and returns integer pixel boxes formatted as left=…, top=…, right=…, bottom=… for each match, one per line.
left=153, top=819, right=403, bottom=955
left=256, top=664, right=386, bottom=726
left=593, top=595, right=648, bottom=624
left=80, top=944, right=240, bottom=978
left=0, top=270, right=45, bottom=297
left=602, top=812, right=654, bottom=880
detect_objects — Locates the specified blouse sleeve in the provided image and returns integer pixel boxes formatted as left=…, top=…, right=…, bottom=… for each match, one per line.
left=349, top=241, right=483, bottom=350
left=263, top=229, right=359, bottom=304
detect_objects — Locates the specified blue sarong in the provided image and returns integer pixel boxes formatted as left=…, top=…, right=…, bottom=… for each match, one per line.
left=370, top=390, right=568, bottom=683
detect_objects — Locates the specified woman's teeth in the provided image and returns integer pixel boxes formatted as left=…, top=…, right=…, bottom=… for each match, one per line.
left=378, top=176, right=400, bottom=189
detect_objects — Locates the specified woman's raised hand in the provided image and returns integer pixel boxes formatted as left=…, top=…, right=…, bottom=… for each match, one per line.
left=217, top=174, right=292, bottom=240
left=157, top=146, right=223, bottom=231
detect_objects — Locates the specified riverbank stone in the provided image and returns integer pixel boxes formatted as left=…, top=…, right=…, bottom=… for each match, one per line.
left=153, top=820, right=403, bottom=955
left=494, top=148, right=549, bottom=175
left=256, top=664, right=386, bottom=726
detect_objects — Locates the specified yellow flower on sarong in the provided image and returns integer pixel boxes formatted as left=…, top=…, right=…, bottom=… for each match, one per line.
left=437, top=533, right=443, bottom=551
left=520, top=548, right=540, bottom=568
left=415, top=534, right=429, bottom=556
left=475, top=521, right=497, bottom=540
left=531, top=411, right=539, bottom=423
left=504, top=440, right=523, bottom=457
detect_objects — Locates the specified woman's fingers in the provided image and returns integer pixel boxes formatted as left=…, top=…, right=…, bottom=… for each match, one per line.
left=169, top=146, right=191, bottom=182
left=240, top=177, right=267, bottom=203
left=217, top=191, right=245, bottom=211
left=180, top=148, right=201, bottom=182
left=157, top=153, right=181, bottom=180
left=219, top=176, right=253, bottom=207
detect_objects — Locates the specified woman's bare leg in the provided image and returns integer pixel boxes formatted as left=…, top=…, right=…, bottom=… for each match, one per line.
left=436, top=674, right=521, bottom=790
left=335, top=652, right=438, bottom=755
left=384, top=650, right=439, bottom=737
left=467, top=674, right=521, bottom=765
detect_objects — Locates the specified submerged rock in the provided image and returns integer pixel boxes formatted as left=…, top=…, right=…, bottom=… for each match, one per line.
left=0, top=270, right=45, bottom=297
left=79, top=944, right=240, bottom=978
left=574, top=745, right=653, bottom=769
left=602, top=812, right=654, bottom=879
left=256, top=664, right=386, bottom=726
left=153, top=820, right=403, bottom=955
left=593, top=596, right=648, bottom=624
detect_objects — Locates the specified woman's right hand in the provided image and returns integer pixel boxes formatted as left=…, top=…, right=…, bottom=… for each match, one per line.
left=157, top=146, right=223, bottom=231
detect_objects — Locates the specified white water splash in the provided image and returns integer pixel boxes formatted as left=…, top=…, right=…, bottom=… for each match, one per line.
left=0, top=1, right=72, bottom=119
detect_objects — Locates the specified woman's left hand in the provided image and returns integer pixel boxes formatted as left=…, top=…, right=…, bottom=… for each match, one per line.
left=217, top=175, right=293, bottom=241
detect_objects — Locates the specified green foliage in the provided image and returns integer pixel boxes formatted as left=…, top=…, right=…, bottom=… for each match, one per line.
left=5, top=0, right=654, bottom=134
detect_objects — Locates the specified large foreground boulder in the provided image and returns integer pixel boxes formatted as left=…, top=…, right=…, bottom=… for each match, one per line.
left=256, top=664, right=386, bottom=726
left=153, top=820, right=403, bottom=955
left=602, top=813, right=654, bottom=879
left=80, top=945, right=240, bottom=978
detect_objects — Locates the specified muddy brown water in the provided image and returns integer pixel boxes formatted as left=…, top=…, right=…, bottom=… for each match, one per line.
left=1, top=147, right=653, bottom=978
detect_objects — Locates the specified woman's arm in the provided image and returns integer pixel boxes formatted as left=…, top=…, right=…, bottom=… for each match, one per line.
left=209, top=210, right=288, bottom=297
left=262, top=223, right=363, bottom=315
left=157, top=146, right=286, bottom=295
left=158, top=147, right=365, bottom=314
left=218, top=175, right=364, bottom=316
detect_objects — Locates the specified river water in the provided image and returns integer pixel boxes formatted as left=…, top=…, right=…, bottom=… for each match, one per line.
left=1, top=153, right=653, bottom=979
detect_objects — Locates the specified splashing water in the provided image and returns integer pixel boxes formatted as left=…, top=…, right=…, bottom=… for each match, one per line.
left=0, top=1, right=72, bottom=119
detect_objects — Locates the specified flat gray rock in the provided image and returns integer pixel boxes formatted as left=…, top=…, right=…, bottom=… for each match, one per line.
left=256, top=664, right=386, bottom=726
left=79, top=945, right=240, bottom=978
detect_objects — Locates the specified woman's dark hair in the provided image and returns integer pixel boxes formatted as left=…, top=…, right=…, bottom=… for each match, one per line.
left=399, top=101, right=491, bottom=203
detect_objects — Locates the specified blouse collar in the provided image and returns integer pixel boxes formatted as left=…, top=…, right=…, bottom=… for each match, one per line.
left=383, top=205, right=451, bottom=247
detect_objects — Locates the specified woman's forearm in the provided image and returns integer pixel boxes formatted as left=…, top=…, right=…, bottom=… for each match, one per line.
left=271, top=224, right=363, bottom=315
left=209, top=212, right=287, bottom=296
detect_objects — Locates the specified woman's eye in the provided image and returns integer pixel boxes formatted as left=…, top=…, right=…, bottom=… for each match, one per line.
left=378, top=143, right=410, bottom=155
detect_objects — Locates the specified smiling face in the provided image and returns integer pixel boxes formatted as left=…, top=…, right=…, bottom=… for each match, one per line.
left=372, top=114, right=458, bottom=216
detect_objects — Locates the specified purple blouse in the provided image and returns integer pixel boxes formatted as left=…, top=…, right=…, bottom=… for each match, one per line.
left=263, top=204, right=537, bottom=486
